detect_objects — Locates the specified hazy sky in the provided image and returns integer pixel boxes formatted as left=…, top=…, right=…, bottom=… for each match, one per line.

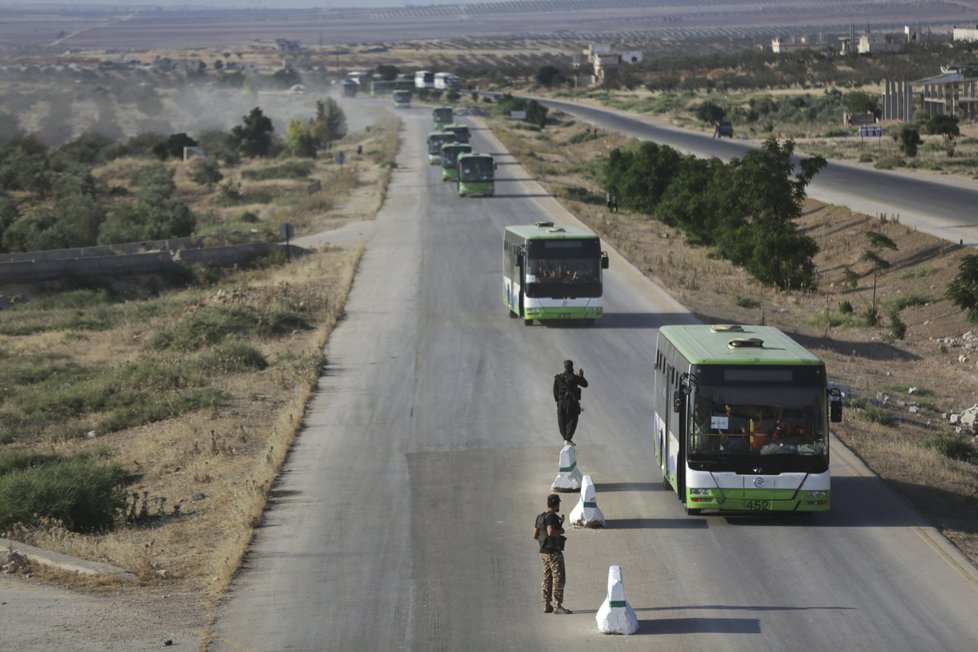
left=2, top=1, right=486, bottom=7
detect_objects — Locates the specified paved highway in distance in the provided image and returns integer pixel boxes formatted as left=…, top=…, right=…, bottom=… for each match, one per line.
left=537, top=97, right=978, bottom=247
left=210, top=100, right=978, bottom=651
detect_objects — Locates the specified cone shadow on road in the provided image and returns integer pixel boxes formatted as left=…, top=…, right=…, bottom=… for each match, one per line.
left=637, top=617, right=761, bottom=635
left=603, top=518, right=707, bottom=529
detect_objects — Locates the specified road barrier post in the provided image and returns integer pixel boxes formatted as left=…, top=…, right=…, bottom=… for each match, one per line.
left=569, top=474, right=604, bottom=527
left=596, top=565, right=639, bottom=635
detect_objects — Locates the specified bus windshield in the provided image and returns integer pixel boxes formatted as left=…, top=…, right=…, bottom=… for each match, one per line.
left=525, top=239, right=602, bottom=298
left=459, top=157, right=494, bottom=180
left=428, top=135, right=452, bottom=155
left=441, top=145, right=471, bottom=168
left=689, top=382, right=827, bottom=461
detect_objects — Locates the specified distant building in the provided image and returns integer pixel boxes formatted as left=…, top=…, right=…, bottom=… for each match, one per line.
left=579, top=42, right=644, bottom=86
left=952, top=25, right=978, bottom=43
left=771, top=36, right=831, bottom=54
left=840, top=26, right=916, bottom=55
left=881, top=65, right=978, bottom=121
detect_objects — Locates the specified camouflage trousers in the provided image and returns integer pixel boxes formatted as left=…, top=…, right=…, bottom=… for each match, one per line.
left=540, top=552, right=566, bottom=606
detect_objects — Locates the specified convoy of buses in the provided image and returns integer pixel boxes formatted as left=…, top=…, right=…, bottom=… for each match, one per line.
left=420, top=100, right=840, bottom=518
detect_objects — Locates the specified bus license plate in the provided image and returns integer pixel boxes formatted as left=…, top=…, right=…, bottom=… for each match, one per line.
left=745, top=500, right=770, bottom=511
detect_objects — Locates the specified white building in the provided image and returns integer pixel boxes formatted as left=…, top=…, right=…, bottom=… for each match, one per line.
left=953, top=25, right=978, bottom=43
left=581, top=42, right=643, bottom=86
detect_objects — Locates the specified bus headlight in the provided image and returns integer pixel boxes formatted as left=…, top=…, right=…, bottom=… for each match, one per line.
left=806, top=490, right=827, bottom=498
left=689, top=488, right=713, bottom=496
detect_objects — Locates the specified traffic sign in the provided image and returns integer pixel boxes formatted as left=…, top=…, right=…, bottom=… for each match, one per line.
left=859, top=125, right=883, bottom=138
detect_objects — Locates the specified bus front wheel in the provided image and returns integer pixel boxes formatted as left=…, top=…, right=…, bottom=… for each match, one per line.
left=524, top=318, right=533, bottom=326
left=686, top=507, right=702, bottom=516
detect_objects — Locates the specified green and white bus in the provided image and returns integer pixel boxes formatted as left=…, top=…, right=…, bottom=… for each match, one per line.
left=457, top=152, right=497, bottom=197
left=443, top=123, right=470, bottom=144
left=503, top=221, right=609, bottom=325
left=392, top=90, right=412, bottom=108
left=433, top=106, right=454, bottom=129
left=653, top=324, right=842, bottom=515
left=426, top=131, right=454, bottom=165
left=440, top=142, right=472, bottom=181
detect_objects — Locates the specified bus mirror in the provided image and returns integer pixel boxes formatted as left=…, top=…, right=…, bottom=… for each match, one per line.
left=673, top=390, right=683, bottom=412
left=516, top=252, right=524, bottom=266
left=601, top=252, right=609, bottom=269
left=829, top=388, right=843, bottom=422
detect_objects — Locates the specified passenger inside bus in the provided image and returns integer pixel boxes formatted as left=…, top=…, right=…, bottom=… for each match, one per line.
left=691, top=396, right=824, bottom=456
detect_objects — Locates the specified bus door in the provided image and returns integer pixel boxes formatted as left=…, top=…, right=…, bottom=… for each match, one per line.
left=664, top=367, right=689, bottom=499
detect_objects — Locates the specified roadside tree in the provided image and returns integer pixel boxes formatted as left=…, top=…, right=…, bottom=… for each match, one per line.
left=190, top=157, right=224, bottom=188
left=231, top=108, right=275, bottom=158
left=862, top=230, right=898, bottom=324
left=947, top=254, right=978, bottom=324
left=535, top=64, right=565, bottom=87
left=925, top=114, right=959, bottom=156
left=898, top=124, right=921, bottom=157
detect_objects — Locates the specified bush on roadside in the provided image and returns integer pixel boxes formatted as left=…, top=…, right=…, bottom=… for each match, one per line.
left=0, top=451, right=129, bottom=532
left=150, top=306, right=258, bottom=351
left=196, top=342, right=268, bottom=373
left=921, top=433, right=974, bottom=462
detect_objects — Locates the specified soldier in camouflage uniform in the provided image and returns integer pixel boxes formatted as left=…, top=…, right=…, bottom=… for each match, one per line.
left=533, top=493, right=572, bottom=614
left=553, top=359, right=588, bottom=444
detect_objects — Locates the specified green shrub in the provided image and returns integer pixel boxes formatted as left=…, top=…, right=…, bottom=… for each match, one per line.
left=734, top=296, right=761, bottom=309
left=899, top=266, right=930, bottom=280
left=262, top=308, right=311, bottom=335
left=888, top=310, right=907, bottom=339
left=196, top=342, right=268, bottom=373
left=241, top=160, right=314, bottom=180
left=862, top=306, right=880, bottom=327
left=839, top=300, right=853, bottom=314
left=842, top=266, right=858, bottom=288
left=884, top=294, right=932, bottom=311
left=566, top=130, right=598, bottom=145
left=921, top=433, right=974, bottom=462
left=150, top=306, right=257, bottom=351
left=25, top=288, right=116, bottom=310
left=94, top=388, right=222, bottom=435
left=0, top=452, right=129, bottom=532
left=850, top=399, right=895, bottom=425
left=875, top=156, right=905, bottom=170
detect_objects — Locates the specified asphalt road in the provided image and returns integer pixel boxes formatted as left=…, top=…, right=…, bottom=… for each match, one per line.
left=209, top=102, right=978, bottom=650
left=537, top=97, right=978, bottom=247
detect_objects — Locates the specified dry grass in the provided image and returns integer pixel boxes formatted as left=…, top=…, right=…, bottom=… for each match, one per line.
left=491, top=111, right=978, bottom=566
left=1, top=119, right=394, bottom=598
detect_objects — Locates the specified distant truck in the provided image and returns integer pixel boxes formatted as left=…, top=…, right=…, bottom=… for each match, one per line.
left=714, top=121, right=733, bottom=138
left=341, top=79, right=359, bottom=97
left=434, top=72, right=460, bottom=90
left=415, top=70, right=435, bottom=89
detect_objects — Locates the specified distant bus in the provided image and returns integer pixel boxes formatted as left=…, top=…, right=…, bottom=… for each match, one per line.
left=414, top=70, right=435, bottom=89
left=457, top=152, right=497, bottom=197
left=347, top=71, right=368, bottom=84
left=443, top=123, right=470, bottom=144
left=440, top=142, right=472, bottom=182
left=654, top=324, right=842, bottom=516
left=341, top=79, right=359, bottom=97
left=434, top=72, right=460, bottom=90
left=502, top=221, right=608, bottom=325
left=392, top=90, right=412, bottom=108
left=426, top=131, right=455, bottom=165
left=432, top=106, right=454, bottom=129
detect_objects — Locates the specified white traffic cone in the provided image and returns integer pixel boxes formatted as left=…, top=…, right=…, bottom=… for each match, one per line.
left=551, top=444, right=582, bottom=492
left=569, top=474, right=604, bottom=527
left=596, top=565, right=639, bottom=635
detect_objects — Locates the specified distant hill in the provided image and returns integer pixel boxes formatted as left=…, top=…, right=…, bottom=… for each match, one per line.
left=0, top=1, right=973, bottom=49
